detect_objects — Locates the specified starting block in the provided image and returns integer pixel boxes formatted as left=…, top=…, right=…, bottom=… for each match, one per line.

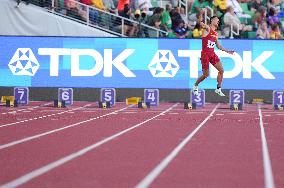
left=273, top=90, right=284, bottom=110
left=274, top=104, right=284, bottom=110
left=1, top=96, right=14, bottom=105
left=14, top=87, right=29, bottom=105
left=138, top=101, right=150, bottom=109
left=229, top=90, right=244, bottom=111
left=191, top=89, right=205, bottom=108
left=184, top=102, right=196, bottom=110
left=58, top=88, right=73, bottom=106
left=54, top=100, right=66, bottom=108
left=99, top=101, right=111, bottom=108
left=252, top=98, right=264, bottom=104
left=126, top=97, right=141, bottom=105
left=5, top=100, right=18, bottom=107
left=230, top=103, right=243, bottom=111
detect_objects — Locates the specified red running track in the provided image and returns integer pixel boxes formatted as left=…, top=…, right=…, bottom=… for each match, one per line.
left=0, top=102, right=283, bottom=188
left=0, top=102, right=125, bottom=145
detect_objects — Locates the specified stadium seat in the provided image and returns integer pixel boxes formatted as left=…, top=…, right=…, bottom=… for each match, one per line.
left=240, top=3, right=254, bottom=17
left=247, top=31, right=256, bottom=38
left=151, top=0, right=158, bottom=8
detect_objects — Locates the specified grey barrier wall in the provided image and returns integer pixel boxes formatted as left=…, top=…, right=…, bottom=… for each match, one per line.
left=0, top=87, right=274, bottom=104
left=0, top=0, right=115, bottom=37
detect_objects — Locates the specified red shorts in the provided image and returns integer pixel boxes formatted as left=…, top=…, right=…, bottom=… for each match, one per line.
left=200, top=52, right=220, bottom=70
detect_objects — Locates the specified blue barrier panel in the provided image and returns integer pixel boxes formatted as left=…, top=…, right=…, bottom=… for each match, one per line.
left=0, top=36, right=283, bottom=89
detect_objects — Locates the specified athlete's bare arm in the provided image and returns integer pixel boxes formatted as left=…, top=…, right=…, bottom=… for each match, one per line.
left=216, top=39, right=235, bottom=55
left=200, top=22, right=210, bottom=37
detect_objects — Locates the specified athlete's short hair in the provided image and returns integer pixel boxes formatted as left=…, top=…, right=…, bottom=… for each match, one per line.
left=210, top=16, right=218, bottom=24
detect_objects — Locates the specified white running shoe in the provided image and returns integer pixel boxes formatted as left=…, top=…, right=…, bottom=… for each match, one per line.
left=215, top=88, right=225, bottom=96
left=193, top=85, right=199, bottom=95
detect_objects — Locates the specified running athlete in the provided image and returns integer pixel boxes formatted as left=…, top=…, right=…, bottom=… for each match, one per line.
left=193, top=16, right=234, bottom=96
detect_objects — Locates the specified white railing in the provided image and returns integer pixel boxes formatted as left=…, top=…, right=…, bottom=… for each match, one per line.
left=230, top=24, right=240, bottom=39
left=33, top=0, right=167, bottom=37
left=179, top=0, right=188, bottom=22
left=204, top=6, right=213, bottom=25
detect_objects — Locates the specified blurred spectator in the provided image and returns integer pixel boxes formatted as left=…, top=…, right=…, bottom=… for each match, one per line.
left=227, top=0, right=251, bottom=19
left=252, top=6, right=267, bottom=28
left=80, top=0, right=91, bottom=5
left=51, top=0, right=65, bottom=12
left=250, top=0, right=263, bottom=12
left=91, top=0, right=116, bottom=29
left=65, top=0, right=86, bottom=20
left=130, top=9, right=149, bottom=37
left=129, top=0, right=137, bottom=10
left=137, top=10, right=149, bottom=37
left=101, top=0, right=117, bottom=30
left=267, top=0, right=281, bottom=13
left=118, top=4, right=133, bottom=36
left=189, top=0, right=206, bottom=21
left=174, top=20, right=190, bottom=38
left=117, top=0, right=129, bottom=12
left=176, top=6, right=189, bottom=24
left=170, top=8, right=183, bottom=31
left=138, top=0, right=152, bottom=11
left=148, top=7, right=164, bottom=37
left=267, top=7, right=281, bottom=26
left=103, top=0, right=117, bottom=13
left=214, top=0, right=227, bottom=13
left=92, top=0, right=106, bottom=10
left=192, top=22, right=204, bottom=37
left=140, top=10, right=149, bottom=23
left=256, top=22, right=270, bottom=39
left=224, top=6, right=252, bottom=37
left=148, top=7, right=163, bottom=27
left=161, top=4, right=173, bottom=32
left=269, top=24, right=283, bottom=39
left=131, top=9, right=150, bottom=37
left=130, top=9, right=141, bottom=37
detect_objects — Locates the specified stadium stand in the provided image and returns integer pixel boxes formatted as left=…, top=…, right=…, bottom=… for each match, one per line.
left=0, top=0, right=116, bottom=36
left=10, top=0, right=284, bottom=38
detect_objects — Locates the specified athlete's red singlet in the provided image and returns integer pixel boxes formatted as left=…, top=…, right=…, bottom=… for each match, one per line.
left=201, top=28, right=218, bottom=54
left=200, top=27, right=220, bottom=70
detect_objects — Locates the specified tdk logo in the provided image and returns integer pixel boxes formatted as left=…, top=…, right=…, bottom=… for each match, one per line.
left=148, top=50, right=180, bottom=77
left=178, top=50, right=275, bottom=79
left=38, top=48, right=135, bottom=77
left=8, top=48, right=276, bottom=79
left=8, top=48, right=40, bottom=76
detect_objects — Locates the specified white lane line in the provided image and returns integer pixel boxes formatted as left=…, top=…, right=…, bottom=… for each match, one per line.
left=0, top=103, right=178, bottom=188
left=258, top=106, right=275, bottom=188
left=0, top=105, right=91, bottom=129
left=262, top=111, right=284, bottom=114
left=1, top=103, right=51, bottom=115
left=135, top=103, right=220, bottom=188
left=0, top=105, right=132, bottom=150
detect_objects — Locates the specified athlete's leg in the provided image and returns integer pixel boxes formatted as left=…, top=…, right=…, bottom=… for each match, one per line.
left=213, top=61, right=224, bottom=88
left=194, top=69, right=209, bottom=86
left=194, top=54, right=209, bottom=95
left=193, top=69, right=208, bottom=95
left=213, top=61, right=225, bottom=96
